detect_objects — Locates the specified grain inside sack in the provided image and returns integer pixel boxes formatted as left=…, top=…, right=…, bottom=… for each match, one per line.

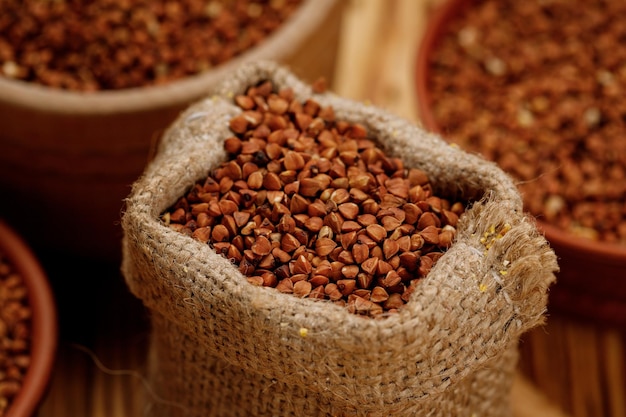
left=121, top=61, right=558, bottom=417
left=160, top=77, right=469, bottom=317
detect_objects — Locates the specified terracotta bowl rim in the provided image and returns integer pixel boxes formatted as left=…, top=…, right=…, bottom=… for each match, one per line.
left=0, top=220, right=57, bottom=417
left=0, top=0, right=339, bottom=115
left=414, top=0, right=626, bottom=263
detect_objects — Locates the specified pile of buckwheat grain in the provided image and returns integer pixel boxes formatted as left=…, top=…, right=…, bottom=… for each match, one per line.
left=427, top=0, right=626, bottom=245
left=0, top=0, right=302, bottom=91
left=162, top=79, right=466, bottom=317
left=0, top=252, right=31, bottom=415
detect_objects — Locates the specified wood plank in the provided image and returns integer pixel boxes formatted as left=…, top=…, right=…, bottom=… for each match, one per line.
left=334, top=0, right=426, bottom=121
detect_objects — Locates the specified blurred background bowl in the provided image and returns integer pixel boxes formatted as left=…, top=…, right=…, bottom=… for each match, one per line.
left=0, top=0, right=345, bottom=262
left=414, top=0, right=626, bottom=328
left=0, top=220, right=57, bottom=417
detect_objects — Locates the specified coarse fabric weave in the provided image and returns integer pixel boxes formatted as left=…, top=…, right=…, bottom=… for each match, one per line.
left=121, top=61, right=558, bottom=417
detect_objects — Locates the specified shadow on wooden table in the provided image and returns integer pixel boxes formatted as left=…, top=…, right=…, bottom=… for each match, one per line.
left=34, top=250, right=150, bottom=417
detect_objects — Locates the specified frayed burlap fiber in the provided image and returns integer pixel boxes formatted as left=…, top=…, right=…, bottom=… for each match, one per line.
left=121, top=61, right=558, bottom=417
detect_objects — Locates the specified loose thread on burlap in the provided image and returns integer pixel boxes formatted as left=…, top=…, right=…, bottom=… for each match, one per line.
left=513, top=162, right=563, bottom=187
left=70, top=343, right=191, bottom=415
left=184, top=111, right=210, bottom=123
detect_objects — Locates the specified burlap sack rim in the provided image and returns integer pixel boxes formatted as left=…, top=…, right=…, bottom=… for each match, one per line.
left=121, top=60, right=557, bottom=402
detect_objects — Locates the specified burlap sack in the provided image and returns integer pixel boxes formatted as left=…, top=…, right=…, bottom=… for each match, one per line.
left=121, top=61, right=558, bottom=417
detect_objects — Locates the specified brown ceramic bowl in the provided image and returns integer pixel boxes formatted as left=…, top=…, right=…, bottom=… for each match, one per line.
left=0, top=220, right=57, bottom=417
left=414, top=0, right=626, bottom=327
left=0, top=0, right=345, bottom=262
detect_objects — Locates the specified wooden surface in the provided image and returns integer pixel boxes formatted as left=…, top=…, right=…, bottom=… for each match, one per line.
left=32, top=0, right=616, bottom=416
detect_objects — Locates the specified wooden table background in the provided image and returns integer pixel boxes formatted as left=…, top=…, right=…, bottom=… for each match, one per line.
left=32, top=1, right=622, bottom=416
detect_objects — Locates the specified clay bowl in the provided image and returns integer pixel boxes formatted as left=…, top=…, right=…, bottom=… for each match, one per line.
left=0, top=220, right=57, bottom=417
left=0, top=0, right=344, bottom=262
left=414, top=0, right=626, bottom=327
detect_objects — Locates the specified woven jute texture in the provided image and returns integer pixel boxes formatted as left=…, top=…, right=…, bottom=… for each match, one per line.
left=121, top=61, right=558, bottom=417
